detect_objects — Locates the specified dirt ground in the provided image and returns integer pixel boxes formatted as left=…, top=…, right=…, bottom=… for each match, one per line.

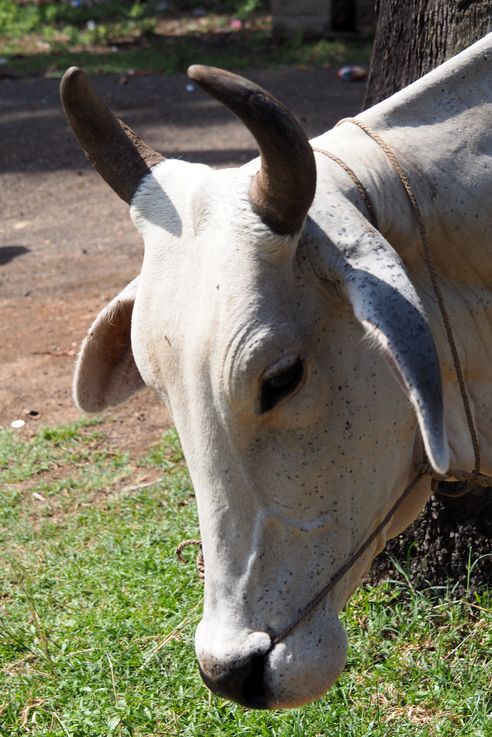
left=0, top=66, right=364, bottom=453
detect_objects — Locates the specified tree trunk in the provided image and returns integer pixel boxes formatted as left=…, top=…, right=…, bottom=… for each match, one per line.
left=364, top=0, right=492, bottom=108
left=364, top=0, right=492, bottom=592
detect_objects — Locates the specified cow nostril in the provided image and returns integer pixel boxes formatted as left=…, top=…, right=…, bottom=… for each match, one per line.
left=199, top=651, right=270, bottom=709
left=241, top=653, right=269, bottom=708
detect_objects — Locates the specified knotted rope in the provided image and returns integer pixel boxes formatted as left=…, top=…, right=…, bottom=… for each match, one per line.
left=176, top=539, right=205, bottom=580
left=312, top=147, right=378, bottom=229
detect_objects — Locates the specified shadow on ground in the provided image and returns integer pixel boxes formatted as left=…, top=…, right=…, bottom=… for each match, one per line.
left=0, top=68, right=365, bottom=173
left=0, top=245, right=30, bottom=266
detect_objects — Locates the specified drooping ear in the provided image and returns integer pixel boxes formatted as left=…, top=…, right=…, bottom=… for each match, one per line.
left=74, top=277, right=145, bottom=412
left=306, top=217, right=449, bottom=475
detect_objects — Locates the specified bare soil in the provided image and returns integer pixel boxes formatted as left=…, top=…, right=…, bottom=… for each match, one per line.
left=0, top=67, right=364, bottom=454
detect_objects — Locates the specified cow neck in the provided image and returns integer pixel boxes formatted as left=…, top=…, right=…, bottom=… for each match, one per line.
left=311, top=146, right=378, bottom=229
left=312, top=120, right=491, bottom=494
left=340, top=120, right=489, bottom=483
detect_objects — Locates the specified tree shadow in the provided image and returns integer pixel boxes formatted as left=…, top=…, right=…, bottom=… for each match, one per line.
left=0, top=67, right=365, bottom=174
left=0, top=245, right=31, bottom=266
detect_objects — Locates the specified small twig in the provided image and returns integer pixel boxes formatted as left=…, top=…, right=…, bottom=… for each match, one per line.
left=0, top=617, right=36, bottom=657
left=106, top=653, right=118, bottom=704
left=63, top=647, right=95, bottom=657
left=120, top=478, right=163, bottom=494
left=52, top=711, right=72, bottom=737
left=140, top=604, right=200, bottom=670
left=19, top=579, right=57, bottom=672
left=466, top=601, right=492, bottom=615
left=20, top=698, right=44, bottom=728
left=443, top=620, right=485, bottom=661
left=31, top=349, right=75, bottom=357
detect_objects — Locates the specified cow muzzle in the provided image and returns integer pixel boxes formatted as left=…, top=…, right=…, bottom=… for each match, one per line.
left=196, top=626, right=273, bottom=708
left=195, top=606, right=348, bottom=709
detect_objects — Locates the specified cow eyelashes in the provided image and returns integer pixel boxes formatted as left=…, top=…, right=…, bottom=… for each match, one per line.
left=260, top=356, right=304, bottom=414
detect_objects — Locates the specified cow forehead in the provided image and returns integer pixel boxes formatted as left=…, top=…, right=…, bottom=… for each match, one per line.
left=131, top=159, right=327, bottom=376
left=131, top=159, right=265, bottom=242
left=128, top=159, right=396, bottom=429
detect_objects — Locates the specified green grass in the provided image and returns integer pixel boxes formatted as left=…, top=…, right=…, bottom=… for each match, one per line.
left=0, top=422, right=490, bottom=736
left=0, top=1, right=372, bottom=78
left=4, top=35, right=372, bottom=79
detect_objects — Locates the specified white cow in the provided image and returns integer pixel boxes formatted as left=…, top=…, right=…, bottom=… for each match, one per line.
left=61, top=34, right=492, bottom=708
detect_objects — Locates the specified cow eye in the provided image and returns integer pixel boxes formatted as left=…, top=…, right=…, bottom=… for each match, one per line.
left=260, top=356, right=304, bottom=413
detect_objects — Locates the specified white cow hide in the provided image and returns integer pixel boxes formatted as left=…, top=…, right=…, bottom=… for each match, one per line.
left=67, top=34, right=492, bottom=708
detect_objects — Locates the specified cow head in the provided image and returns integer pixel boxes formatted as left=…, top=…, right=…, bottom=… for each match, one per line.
left=61, top=67, right=448, bottom=708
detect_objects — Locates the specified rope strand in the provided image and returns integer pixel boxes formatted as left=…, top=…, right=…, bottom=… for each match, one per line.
left=312, top=147, right=378, bottom=229
left=270, top=469, right=426, bottom=645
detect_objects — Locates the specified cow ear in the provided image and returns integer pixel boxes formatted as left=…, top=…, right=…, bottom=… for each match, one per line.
left=74, top=277, right=145, bottom=412
left=307, top=218, right=449, bottom=475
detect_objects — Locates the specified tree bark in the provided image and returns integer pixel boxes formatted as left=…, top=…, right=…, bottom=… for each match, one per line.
left=364, top=0, right=492, bottom=108
left=364, top=0, right=492, bottom=592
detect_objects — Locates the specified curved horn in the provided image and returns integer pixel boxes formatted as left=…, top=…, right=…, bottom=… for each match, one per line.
left=188, top=65, right=316, bottom=235
left=60, top=67, right=164, bottom=203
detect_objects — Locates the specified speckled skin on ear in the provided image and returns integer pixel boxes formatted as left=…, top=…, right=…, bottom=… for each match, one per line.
left=304, top=216, right=448, bottom=474
left=69, top=34, right=492, bottom=709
